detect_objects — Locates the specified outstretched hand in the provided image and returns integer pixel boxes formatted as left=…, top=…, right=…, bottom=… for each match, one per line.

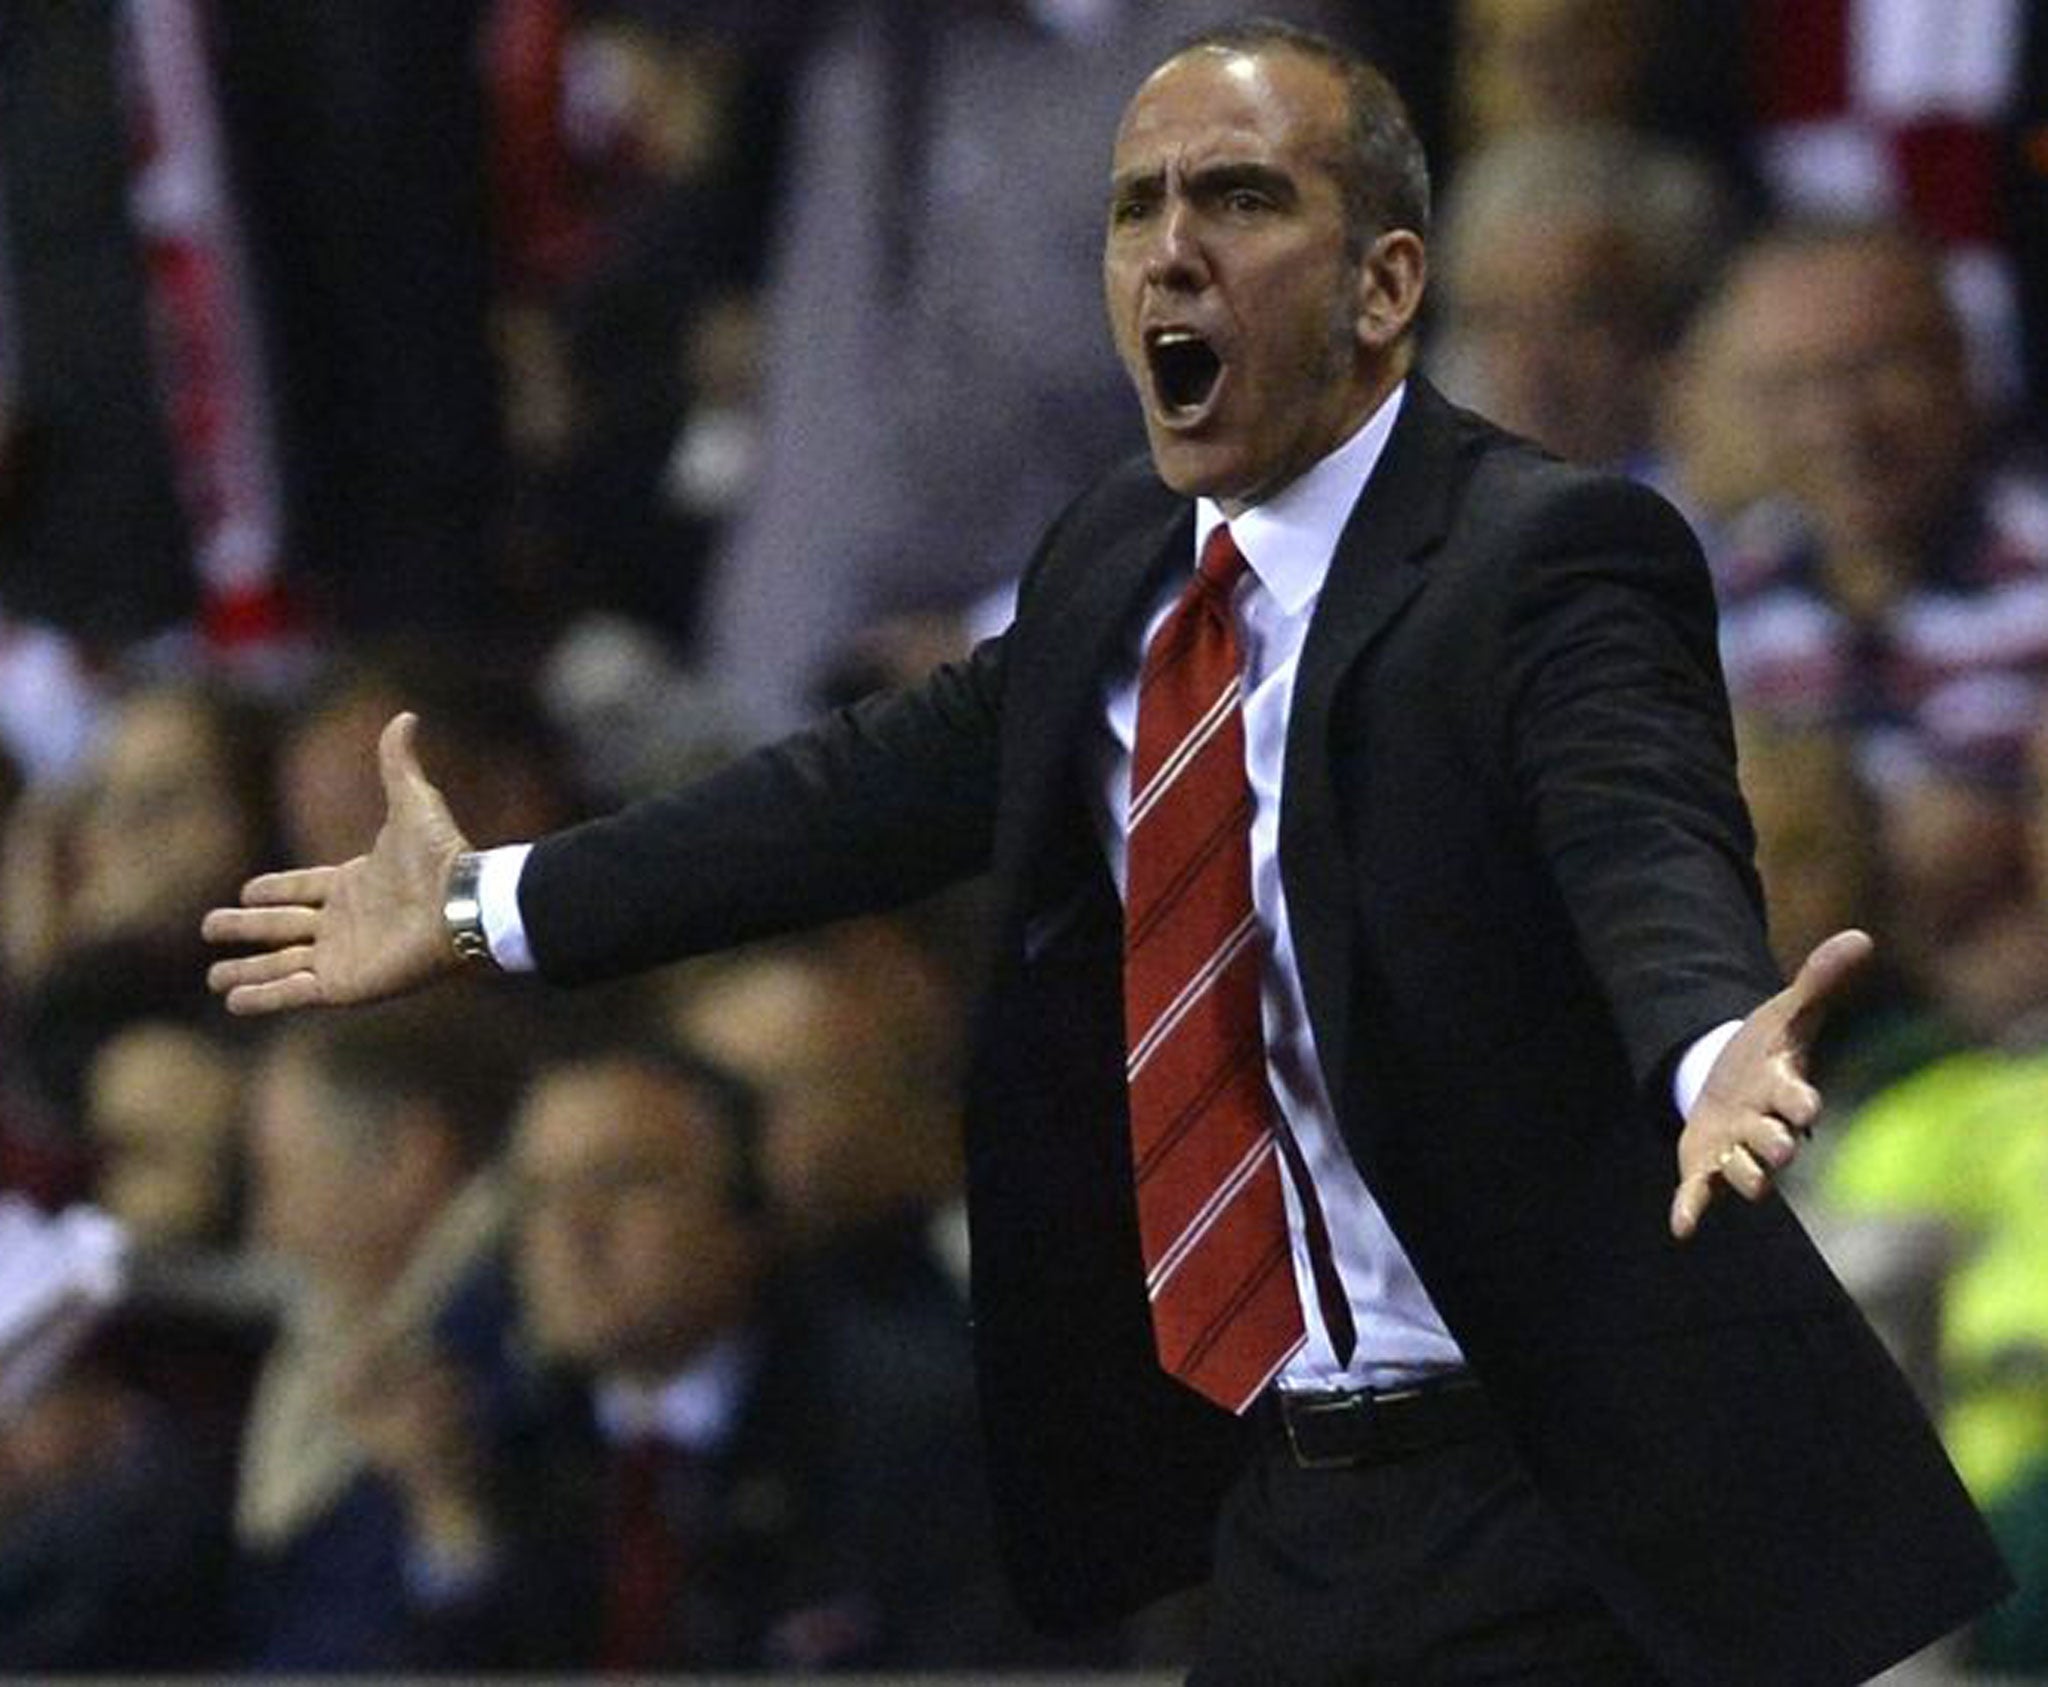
left=1668, top=928, right=1875, bottom=1242
left=202, top=714, right=472, bottom=1015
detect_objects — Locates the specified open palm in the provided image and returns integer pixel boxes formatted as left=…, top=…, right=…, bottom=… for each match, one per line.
left=203, top=714, right=472, bottom=1014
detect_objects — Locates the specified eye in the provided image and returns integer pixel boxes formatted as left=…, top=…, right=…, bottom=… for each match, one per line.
left=1110, top=195, right=1154, bottom=229
left=1223, top=188, right=1272, bottom=216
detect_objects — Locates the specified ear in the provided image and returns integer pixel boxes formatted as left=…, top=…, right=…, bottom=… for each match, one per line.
left=1354, top=229, right=1427, bottom=352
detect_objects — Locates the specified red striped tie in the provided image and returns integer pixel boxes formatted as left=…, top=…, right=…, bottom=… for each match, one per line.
left=1124, top=524, right=1304, bottom=1414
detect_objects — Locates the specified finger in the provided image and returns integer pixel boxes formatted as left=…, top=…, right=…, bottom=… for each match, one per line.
left=201, top=905, right=321, bottom=949
left=1771, top=1071, right=1823, bottom=1132
left=208, top=945, right=319, bottom=994
left=224, top=970, right=329, bottom=1017
left=1748, top=1120, right=1802, bottom=1172
left=1670, top=1170, right=1717, bottom=1240
left=1717, top=1142, right=1773, bottom=1202
left=239, top=866, right=342, bottom=908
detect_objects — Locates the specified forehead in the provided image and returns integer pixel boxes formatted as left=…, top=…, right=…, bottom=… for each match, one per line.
left=108, top=694, right=214, bottom=767
left=1731, top=241, right=1948, bottom=345
left=517, top=1063, right=707, bottom=1167
left=1112, top=46, right=1346, bottom=177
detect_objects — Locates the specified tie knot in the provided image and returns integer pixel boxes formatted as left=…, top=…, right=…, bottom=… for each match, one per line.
left=1198, top=524, right=1249, bottom=598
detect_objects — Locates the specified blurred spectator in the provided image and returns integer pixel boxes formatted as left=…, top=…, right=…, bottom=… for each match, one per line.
left=76, top=1007, right=274, bottom=1606
left=1454, top=0, right=1656, bottom=142
left=0, top=680, right=275, bottom=998
left=1707, top=218, right=2048, bottom=794
left=0, top=682, right=263, bottom=1207
left=0, top=1194, right=230, bottom=1672
left=83, top=1018, right=245, bottom=1257
left=229, top=994, right=527, bottom=1670
left=0, top=1361, right=228, bottom=1671
left=1819, top=1041, right=2048, bottom=1501
left=1878, top=768, right=2048, bottom=1045
left=1810, top=707, right=2048, bottom=1632
left=274, top=644, right=582, bottom=867
left=701, top=0, right=1351, bottom=735
left=1447, top=0, right=1757, bottom=193
left=380, top=1037, right=1074, bottom=1670
left=2, top=935, right=234, bottom=1218
left=669, top=918, right=968, bottom=1269
left=487, top=5, right=790, bottom=650
left=1745, top=0, right=2036, bottom=413
left=1735, top=715, right=1961, bottom=1130
left=1429, top=124, right=1735, bottom=470
left=1654, top=255, right=1794, bottom=536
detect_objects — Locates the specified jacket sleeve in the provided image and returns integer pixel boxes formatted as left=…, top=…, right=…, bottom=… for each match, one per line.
left=1492, top=473, right=1780, bottom=1090
left=519, top=638, right=1005, bottom=985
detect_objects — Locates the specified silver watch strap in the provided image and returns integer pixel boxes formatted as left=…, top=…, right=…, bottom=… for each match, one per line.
left=442, top=851, right=494, bottom=966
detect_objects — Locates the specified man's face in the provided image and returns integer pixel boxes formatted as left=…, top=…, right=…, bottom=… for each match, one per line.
left=674, top=940, right=955, bottom=1245
left=87, top=1022, right=243, bottom=1250
left=1104, top=47, right=1394, bottom=512
left=512, top=1061, right=759, bottom=1379
left=1722, top=239, right=1972, bottom=556
left=1444, top=212, right=1652, bottom=467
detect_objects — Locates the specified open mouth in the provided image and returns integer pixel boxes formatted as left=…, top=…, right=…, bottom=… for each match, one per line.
left=1147, top=328, right=1223, bottom=420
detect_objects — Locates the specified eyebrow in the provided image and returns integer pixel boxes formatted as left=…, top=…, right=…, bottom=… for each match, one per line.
left=1108, top=160, right=1300, bottom=208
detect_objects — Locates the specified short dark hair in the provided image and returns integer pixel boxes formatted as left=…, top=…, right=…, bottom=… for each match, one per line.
left=1170, top=18, right=1432, bottom=251
left=275, top=989, right=538, bottom=1171
left=524, top=1037, right=770, bottom=1220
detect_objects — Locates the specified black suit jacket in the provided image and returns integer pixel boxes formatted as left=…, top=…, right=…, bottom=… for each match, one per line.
left=521, top=380, right=2008, bottom=1686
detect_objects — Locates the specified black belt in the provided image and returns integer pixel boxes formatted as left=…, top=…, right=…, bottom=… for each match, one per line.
left=1263, top=1374, right=1493, bottom=1470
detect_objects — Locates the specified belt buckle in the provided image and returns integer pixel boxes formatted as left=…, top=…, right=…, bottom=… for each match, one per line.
left=1281, top=1388, right=1374, bottom=1470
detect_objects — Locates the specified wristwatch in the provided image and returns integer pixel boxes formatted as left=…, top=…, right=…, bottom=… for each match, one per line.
left=442, top=851, right=495, bottom=966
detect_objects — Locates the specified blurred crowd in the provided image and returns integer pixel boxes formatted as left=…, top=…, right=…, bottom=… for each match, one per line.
left=2, top=0, right=2048, bottom=1674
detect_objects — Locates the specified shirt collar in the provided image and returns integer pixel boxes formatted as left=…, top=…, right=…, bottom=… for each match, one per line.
left=1193, top=382, right=1407, bottom=618
left=596, top=1331, right=757, bottom=1452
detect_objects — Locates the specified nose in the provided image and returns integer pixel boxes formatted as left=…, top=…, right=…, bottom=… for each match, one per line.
left=1144, top=198, right=1207, bottom=291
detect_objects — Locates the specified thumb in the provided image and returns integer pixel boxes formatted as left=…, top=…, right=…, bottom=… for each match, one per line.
left=1782, top=927, right=1875, bottom=1043
left=378, top=711, right=431, bottom=813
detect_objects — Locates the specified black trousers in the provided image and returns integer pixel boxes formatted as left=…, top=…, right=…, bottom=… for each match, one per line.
left=1189, top=1415, right=1668, bottom=1685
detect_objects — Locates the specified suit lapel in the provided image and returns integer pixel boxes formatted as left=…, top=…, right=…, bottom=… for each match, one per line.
left=1000, top=496, right=1191, bottom=877
left=1281, top=379, right=1464, bottom=1114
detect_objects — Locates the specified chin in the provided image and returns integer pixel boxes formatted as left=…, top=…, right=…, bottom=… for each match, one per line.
left=1145, top=433, right=1252, bottom=502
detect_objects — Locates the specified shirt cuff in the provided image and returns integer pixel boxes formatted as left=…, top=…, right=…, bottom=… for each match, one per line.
left=476, top=844, right=536, bottom=973
left=1673, top=1019, right=1744, bottom=1120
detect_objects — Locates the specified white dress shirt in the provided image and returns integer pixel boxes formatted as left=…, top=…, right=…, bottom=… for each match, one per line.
left=1095, top=385, right=1462, bottom=1390
left=475, top=382, right=1742, bottom=1396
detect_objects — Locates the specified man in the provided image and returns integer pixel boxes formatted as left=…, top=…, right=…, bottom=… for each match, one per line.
left=230, top=996, right=527, bottom=1669
left=1429, top=125, right=1732, bottom=473
left=1704, top=218, right=2048, bottom=794
left=666, top=919, right=969, bottom=1261
left=365, top=1038, right=1063, bottom=1671
left=206, top=22, right=2008, bottom=1684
